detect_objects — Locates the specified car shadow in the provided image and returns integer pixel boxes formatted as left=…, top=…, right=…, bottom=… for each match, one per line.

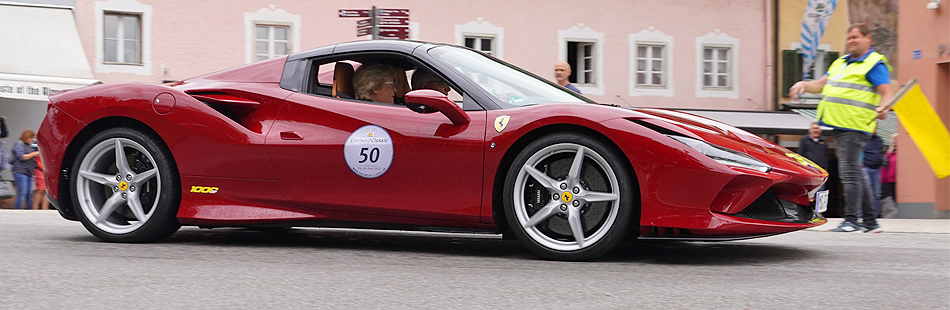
left=89, top=227, right=818, bottom=264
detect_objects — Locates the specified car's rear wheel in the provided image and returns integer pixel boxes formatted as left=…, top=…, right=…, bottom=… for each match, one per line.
left=71, top=128, right=180, bottom=242
left=504, top=133, right=635, bottom=260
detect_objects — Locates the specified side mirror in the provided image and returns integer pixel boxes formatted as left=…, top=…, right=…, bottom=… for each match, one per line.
left=404, top=89, right=470, bottom=126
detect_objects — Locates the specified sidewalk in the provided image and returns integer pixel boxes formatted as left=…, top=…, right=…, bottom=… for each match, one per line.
left=810, top=218, right=950, bottom=234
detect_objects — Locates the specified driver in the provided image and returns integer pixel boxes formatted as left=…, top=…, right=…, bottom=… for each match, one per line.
left=353, top=63, right=397, bottom=104
left=411, top=69, right=451, bottom=95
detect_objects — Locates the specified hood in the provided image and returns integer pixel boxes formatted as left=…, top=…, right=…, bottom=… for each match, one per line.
left=631, top=108, right=824, bottom=175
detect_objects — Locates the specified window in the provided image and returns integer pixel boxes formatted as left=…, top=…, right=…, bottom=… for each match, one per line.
left=244, top=6, right=300, bottom=64
left=702, top=46, right=731, bottom=88
left=629, top=27, right=674, bottom=97
left=255, top=25, right=290, bottom=61
left=636, top=44, right=665, bottom=86
left=103, top=13, right=141, bottom=64
left=94, top=0, right=152, bottom=75
left=455, top=19, right=504, bottom=59
left=558, top=25, right=604, bottom=95
left=694, top=30, right=739, bottom=98
left=567, top=41, right=595, bottom=84
left=781, top=48, right=838, bottom=97
left=464, top=36, right=494, bottom=55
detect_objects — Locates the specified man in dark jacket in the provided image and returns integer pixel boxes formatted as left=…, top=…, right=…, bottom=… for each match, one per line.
left=798, top=122, right=830, bottom=170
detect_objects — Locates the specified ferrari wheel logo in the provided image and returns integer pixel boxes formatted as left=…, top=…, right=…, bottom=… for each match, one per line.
left=118, top=181, right=128, bottom=191
left=561, top=192, right=573, bottom=203
left=494, top=115, right=510, bottom=133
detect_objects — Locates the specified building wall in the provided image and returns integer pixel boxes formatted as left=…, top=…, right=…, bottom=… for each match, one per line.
left=776, top=0, right=851, bottom=107
left=896, top=0, right=949, bottom=218
left=73, top=0, right=772, bottom=111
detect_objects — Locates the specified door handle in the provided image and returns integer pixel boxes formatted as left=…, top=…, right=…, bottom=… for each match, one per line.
left=280, top=131, right=303, bottom=140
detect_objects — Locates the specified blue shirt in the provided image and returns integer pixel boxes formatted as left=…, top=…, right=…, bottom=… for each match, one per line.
left=11, top=140, right=38, bottom=175
left=565, top=83, right=582, bottom=94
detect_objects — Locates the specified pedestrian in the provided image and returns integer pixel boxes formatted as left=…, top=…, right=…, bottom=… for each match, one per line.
left=554, top=61, right=582, bottom=94
left=880, top=133, right=898, bottom=218
left=789, top=23, right=894, bottom=233
left=11, top=129, right=40, bottom=210
left=32, top=157, right=49, bottom=210
left=862, top=130, right=884, bottom=217
left=798, top=122, right=831, bottom=172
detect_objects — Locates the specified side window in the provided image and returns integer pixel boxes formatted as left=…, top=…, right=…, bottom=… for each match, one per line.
left=301, top=57, right=464, bottom=108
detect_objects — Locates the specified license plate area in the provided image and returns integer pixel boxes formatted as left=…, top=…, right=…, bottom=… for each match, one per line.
left=814, top=190, right=829, bottom=213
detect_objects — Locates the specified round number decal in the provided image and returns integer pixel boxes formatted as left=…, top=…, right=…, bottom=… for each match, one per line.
left=344, top=125, right=394, bottom=178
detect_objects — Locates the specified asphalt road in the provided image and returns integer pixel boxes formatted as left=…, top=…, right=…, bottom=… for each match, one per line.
left=1, top=210, right=948, bottom=309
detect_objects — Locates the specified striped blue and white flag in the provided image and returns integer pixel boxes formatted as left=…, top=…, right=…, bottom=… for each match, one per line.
left=800, top=0, right=838, bottom=80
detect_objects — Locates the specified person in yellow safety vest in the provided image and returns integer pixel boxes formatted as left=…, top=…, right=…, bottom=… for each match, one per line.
left=789, top=23, right=895, bottom=234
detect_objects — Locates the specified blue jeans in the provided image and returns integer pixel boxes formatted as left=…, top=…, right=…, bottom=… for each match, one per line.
left=863, top=166, right=882, bottom=217
left=833, top=130, right=877, bottom=226
left=13, top=172, right=34, bottom=210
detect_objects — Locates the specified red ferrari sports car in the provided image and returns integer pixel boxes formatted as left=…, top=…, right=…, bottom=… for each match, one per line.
left=38, top=40, right=827, bottom=260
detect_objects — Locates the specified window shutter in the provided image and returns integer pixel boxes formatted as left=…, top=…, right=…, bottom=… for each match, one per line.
left=824, top=51, right=840, bottom=72
left=781, top=50, right=801, bottom=97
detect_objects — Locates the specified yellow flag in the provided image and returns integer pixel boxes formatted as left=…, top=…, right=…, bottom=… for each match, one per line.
left=893, top=84, right=950, bottom=179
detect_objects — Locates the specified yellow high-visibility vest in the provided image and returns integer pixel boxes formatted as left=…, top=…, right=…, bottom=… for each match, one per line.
left=817, top=52, right=891, bottom=133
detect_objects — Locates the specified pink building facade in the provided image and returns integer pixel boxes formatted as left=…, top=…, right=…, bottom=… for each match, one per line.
left=72, top=0, right=775, bottom=111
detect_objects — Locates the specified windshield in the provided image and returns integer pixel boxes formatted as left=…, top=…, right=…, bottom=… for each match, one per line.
left=433, top=46, right=591, bottom=107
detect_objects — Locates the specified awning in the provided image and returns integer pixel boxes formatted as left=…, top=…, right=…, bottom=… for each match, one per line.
left=674, top=109, right=818, bottom=135
left=792, top=108, right=898, bottom=146
left=0, top=2, right=97, bottom=100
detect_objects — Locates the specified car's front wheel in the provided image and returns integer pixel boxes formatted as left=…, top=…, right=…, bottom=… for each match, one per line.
left=71, top=128, right=180, bottom=242
left=504, top=133, right=636, bottom=260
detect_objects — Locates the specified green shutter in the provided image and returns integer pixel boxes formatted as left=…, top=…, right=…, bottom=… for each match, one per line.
left=825, top=51, right=840, bottom=71
left=782, top=50, right=802, bottom=97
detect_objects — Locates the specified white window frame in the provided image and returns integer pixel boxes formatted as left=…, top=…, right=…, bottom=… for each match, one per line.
left=463, top=36, right=495, bottom=56
left=558, top=24, right=604, bottom=95
left=455, top=18, right=504, bottom=59
left=94, top=0, right=151, bottom=75
left=103, top=13, right=141, bottom=64
left=702, top=46, right=731, bottom=88
left=254, top=24, right=291, bottom=61
left=695, top=30, right=739, bottom=99
left=629, top=27, right=674, bottom=97
left=244, top=5, right=300, bottom=64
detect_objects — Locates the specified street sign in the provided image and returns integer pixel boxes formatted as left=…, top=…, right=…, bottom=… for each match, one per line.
left=341, top=7, right=409, bottom=40
left=339, top=9, right=370, bottom=17
left=377, top=9, right=409, bottom=17
left=357, top=27, right=371, bottom=37
left=356, top=18, right=371, bottom=28
left=377, top=17, right=409, bottom=26
left=377, top=27, right=408, bottom=35
left=378, top=34, right=409, bottom=40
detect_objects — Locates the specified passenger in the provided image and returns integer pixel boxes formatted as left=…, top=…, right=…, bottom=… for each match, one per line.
left=352, top=63, right=396, bottom=104
left=411, top=69, right=450, bottom=95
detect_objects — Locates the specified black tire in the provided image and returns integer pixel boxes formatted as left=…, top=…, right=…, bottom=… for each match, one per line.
left=70, top=128, right=180, bottom=242
left=503, top=133, right=635, bottom=260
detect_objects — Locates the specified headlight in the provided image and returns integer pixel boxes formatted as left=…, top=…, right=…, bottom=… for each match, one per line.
left=666, top=135, right=772, bottom=173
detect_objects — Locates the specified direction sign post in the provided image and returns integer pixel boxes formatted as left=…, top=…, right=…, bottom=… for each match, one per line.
left=340, top=7, right=409, bottom=40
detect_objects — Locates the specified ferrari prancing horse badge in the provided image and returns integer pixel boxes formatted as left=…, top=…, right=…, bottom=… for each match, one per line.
left=494, top=115, right=510, bottom=133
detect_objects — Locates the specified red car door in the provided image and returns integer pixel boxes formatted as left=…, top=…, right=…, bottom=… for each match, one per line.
left=265, top=93, right=487, bottom=223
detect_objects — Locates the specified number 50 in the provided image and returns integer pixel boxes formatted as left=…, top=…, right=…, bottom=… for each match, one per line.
left=359, top=147, right=380, bottom=163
